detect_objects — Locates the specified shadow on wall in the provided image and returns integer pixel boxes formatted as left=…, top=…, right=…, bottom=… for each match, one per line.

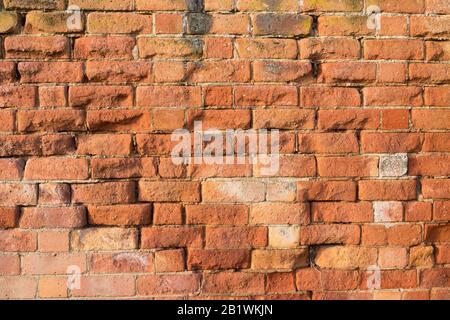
left=185, top=0, right=213, bottom=35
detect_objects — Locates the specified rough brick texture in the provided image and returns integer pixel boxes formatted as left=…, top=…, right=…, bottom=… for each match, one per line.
left=0, top=0, right=449, bottom=301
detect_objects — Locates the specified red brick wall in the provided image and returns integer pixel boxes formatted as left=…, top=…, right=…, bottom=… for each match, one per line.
left=0, top=0, right=449, bottom=300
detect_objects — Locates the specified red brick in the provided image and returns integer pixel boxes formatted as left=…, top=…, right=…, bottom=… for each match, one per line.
left=24, top=11, right=84, bottom=33
left=92, top=157, right=156, bottom=179
left=90, top=252, right=153, bottom=273
left=250, top=203, right=309, bottom=225
left=38, top=183, right=70, bottom=205
left=75, top=36, right=135, bottom=59
left=433, top=201, right=450, bottom=222
left=254, top=155, right=316, bottom=178
left=318, top=109, right=380, bottom=130
left=22, top=253, right=86, bottom=275
left=4, top=0, right=65, bottom=10
left=300, top=37, right=360, bottom=59
left=361, top=132, right=422, bottom=153
left=254, top=61, right=313, bottom=82
left=204, top=37, right=233, bottom=58
left=381, top=109, right=409, bottom=129
left=409, top=156, right=450, bottom=176
left=379, top=16, right=408, bottom=36
left=72, top=182, right=136, bottom=204
left=411, top=16, right=450, bottom=38
left=236, top=38, right=297, bottom=59
left=379, top=247, right=408, bottom=268
left=266, top=272, right=295, bottom=293
left=0, top=62, right=16, bottom=84
left=425, top=87, right=450, bottom=107
left=18, top=62, right=84, bottom=83
left=137, top=86, right=201, bottom=107
left=436, top=245, right=450, bottom=264
left=297, top=180, right=357, bottom=201
left=253, top=14, right=312, bottom=36
left=141, top=226, right=203, bottom=249
left=71, top=228, right=139, bottom=251
left=361, top=224, right=422, bottom=246
left=187, top=109, right=251, bottom=130
left=359, top=180, right=417, bottom=201
left=202, top=272, right=264, bottom=295
left=87, top=204, right=151, bottom=226
left=410, top=63, right=450, bottom=84
left=77, top=134, right=133, bottom=156
left=252, top=249, right=308, bottom=270
left=39, top=86, right=66, bottom=108
left=426, top=41, right=450, bottom=61
left=378, top=63, right=407, bottom=84
left=72, top=276, right=135, bottom=297
left=301, top=224, right=360, bottom=245
left=86, top=61, right=152, bottom=83
left=318, top=16, right=374, bottom=36
left=0, top=278, right=37, bottom=299
left=206, top=227, right=267, bottom=249
left=0, top=254, right=20, bottom=275
left=364, top=87, right=423, bottom=106
left=298, top=133, right=359, bottom=154
left=301, top=87, right=361, bottom=107
left=153, top=203, right=183, bottom=225
left=425, top=224, right=450, bottom=243
left=0, top=110, right=15, bottom=132
left=38, top=231, right=69, bottom=252
left=296, top=269, right=359, bottom=291
left=17, top=110, right=85, bottom=132
left=69, top=0, right=133, bottom=10
left=186, top=204, right=248, bottom=225
left=0, top=86, right=36, bottom=108
left=155, top=249, right=185, bottom=272
left=0, top=207, right=19, bottom=228
left=0, top=230, right=37, bottom=252
left=317, top=156, right=378, bottom=177
left=312, top=202, right=373, bottom=223
left=24, top=157, right=89, bottom=180
left=38, top=277, right=68, bottom=299
left=188, top=249, right=250, bottom=270
left=137, top=274, right=200, bottom=296
left=420, top=268, right=450, bottom=288
left=69, top=86, right=133, bottom=109
left=235, top=85, right=298, bottom=106
left=5, top=35, right=69, bottom=59
left=0, top=159, right=24, bottom=180
left=319, top=62, right=377, bottom=83
left=412, top=109, right=450, bottom=130
left=406, top=202, right=433, bottom=222
left=361, top=270, right=418, bottom=289
left=202, top=180, right=265, bottom=203
left=206, top=14, right=250, bottom=35
left=20, top=207, right=86, bottom=229
left=364, top=40, right=424, bottom=60
left=423, top=133, right=450, bottom=152
left=422, top=179, right=450, bottom=199
left=0, top=183, right=37, bottom=206
left=204, top=86, right=233, bottom=106
left=139, top=181, right=200, bottom=202
left=87, top=12, right=152, bottom=34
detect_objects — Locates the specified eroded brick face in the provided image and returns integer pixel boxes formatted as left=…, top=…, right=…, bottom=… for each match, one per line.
left=0, top=0, right=449, bottom=300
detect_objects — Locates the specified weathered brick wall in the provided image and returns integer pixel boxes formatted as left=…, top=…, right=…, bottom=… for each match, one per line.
left=0, top=0, right=449, bottom=299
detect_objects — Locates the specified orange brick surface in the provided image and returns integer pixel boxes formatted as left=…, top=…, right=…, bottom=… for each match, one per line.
left=0, top=0, right=449, bottom=300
